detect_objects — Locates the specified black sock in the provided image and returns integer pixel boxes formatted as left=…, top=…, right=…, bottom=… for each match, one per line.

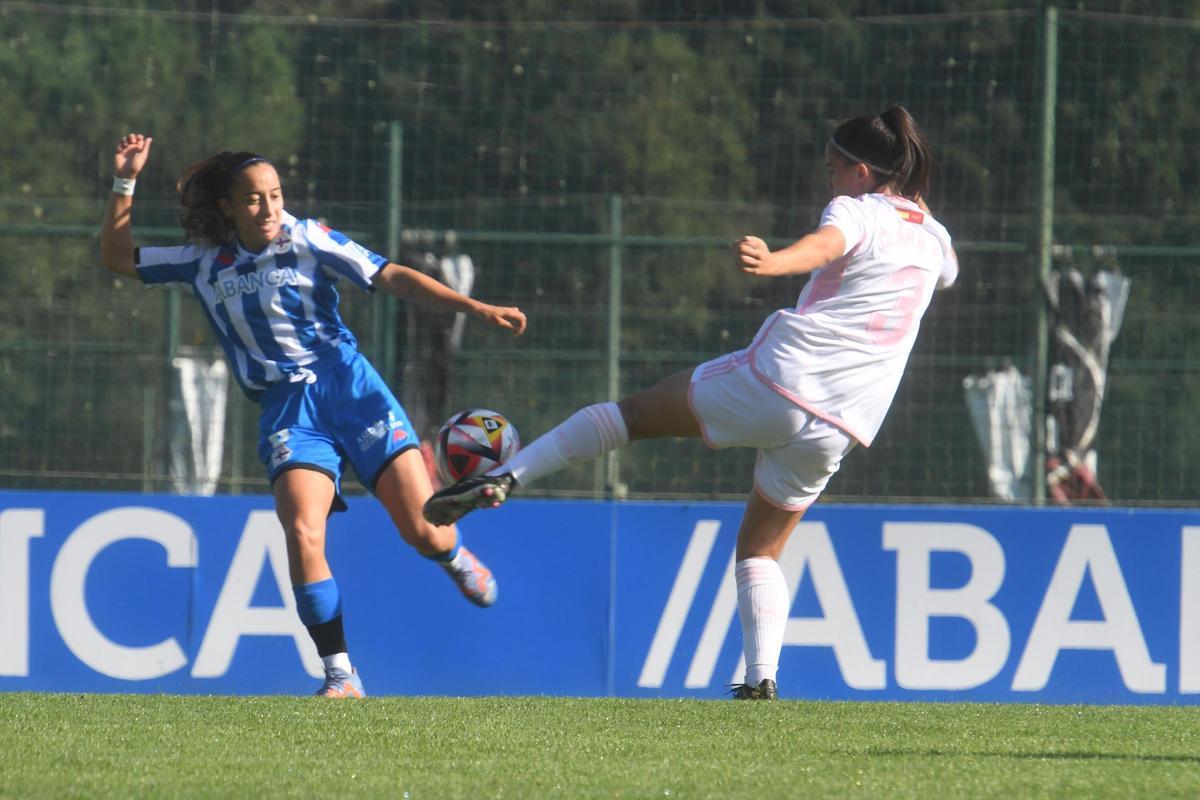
left=306, top=615, right=348, bottom=658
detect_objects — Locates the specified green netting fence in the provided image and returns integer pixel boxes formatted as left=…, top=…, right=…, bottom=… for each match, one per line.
left=1, top=4, right=1197, bottom=505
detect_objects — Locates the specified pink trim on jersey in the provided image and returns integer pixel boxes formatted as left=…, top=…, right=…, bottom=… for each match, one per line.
left=753, top=481, right=818, bottom=512
left=696, top=348, right=752, bottom=381
left=742, top=314, right=874, bottom=447
left=748, top=360, right=873, bottom=446
left=797, top=242, right=860, bottom=313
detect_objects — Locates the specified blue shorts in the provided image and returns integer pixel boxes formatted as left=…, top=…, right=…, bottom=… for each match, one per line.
left=257, top=343, right=418, bottom=509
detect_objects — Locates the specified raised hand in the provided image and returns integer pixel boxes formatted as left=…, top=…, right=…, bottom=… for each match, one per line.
left=114, top=133, right=153, bottom=179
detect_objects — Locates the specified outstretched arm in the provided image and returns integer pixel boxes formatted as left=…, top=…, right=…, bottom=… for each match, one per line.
left=99, top=133, right=153, bottom=278
left=734, top=226, right=846, bottom=278
left=371, top=262, right=527, bottom=335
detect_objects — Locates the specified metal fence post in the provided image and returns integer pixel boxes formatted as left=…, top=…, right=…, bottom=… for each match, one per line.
left=1032, top=4, right=1058, bottom=504
left=600, top=194, right=624, bottom=497
left=379, top=120, right=403, bottom=388
left=229, top=395, right=242, bottom=495
left=158, top=291, right=180, bottom=493
left=142, top=385, right=156, bottom=493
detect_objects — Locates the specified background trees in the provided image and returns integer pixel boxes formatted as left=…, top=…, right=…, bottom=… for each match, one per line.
left=0, top=2, right=1194, bottom=502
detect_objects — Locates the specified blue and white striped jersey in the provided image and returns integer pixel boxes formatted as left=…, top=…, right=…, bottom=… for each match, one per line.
left=136, top=211, right=388, bottom=399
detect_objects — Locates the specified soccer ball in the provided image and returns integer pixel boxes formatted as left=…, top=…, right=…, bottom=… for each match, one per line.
left=433, top=408, right=521, bottom=485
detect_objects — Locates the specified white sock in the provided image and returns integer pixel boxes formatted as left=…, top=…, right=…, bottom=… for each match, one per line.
left=736, top=557, right=789, bottom=686
left=488, top=401, right=629, bottom=487
left=322, top=652, right=352, bottom=673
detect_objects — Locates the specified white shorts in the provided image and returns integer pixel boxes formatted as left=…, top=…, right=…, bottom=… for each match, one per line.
left=688, top=350, right=857, bottom=511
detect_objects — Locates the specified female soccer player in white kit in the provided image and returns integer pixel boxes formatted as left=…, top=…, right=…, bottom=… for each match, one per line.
left=99, top=134, right=526, bottom=697
left=425, top=106, right=958, bottom=699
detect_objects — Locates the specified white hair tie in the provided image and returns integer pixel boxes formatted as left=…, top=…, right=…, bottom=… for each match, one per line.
left=828, top=138, right=894, bottom=175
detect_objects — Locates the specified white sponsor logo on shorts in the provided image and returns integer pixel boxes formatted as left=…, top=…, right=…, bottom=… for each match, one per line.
left=358, top=420, right=388, bottom=451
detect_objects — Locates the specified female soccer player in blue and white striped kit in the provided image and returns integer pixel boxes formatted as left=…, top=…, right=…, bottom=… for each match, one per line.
left=426, top=106, right=957, bottom=700
left=100, top=134, right=526, bottom=697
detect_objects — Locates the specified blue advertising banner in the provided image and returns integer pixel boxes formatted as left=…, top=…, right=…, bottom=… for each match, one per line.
left=1, top=490, right=1197, bottom=703
left=618, top=503, right=1200, bottom=704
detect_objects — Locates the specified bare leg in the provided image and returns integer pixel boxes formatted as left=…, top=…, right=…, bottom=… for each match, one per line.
left=618, top=368, right=702, bottom=441
left=378, top=447, right=497, bottom=606
left=735, top=488, right=807, bottom=560
left=423, top=367, right=702, bottom=526
left=374, top=447, right=457, bottom=555
left=273, top=468, right=337, bottom=586
left=274, top=468, right=362, bottom=695
left=733, top=488, right=808, bottom=698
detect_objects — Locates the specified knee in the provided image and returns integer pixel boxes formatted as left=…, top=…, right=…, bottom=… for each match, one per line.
left=282, top=515, right=327, bottom=555
left=616, top=398, right=647, bottom=440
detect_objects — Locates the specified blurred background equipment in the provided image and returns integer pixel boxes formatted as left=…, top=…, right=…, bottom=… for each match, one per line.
left=962, top=365, right=1033, bottom=503
left=962, top=258, right=1130, bottom=505
left=168, top=351, right=228, bottom=496
left=1044, top=259, right=1131, bottom=504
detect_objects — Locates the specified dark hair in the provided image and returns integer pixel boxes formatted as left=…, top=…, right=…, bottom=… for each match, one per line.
left=830, top=106, right=933, bottom=201
left=176, top=151, right=271, bottom=245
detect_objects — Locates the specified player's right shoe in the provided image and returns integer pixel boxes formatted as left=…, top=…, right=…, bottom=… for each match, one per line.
left=440, top=544, right=499, bottom=607
left=729, top=678, right=778, bottom=700
left=423, top=473, right=516, bottom=527
left=316, top=667, right=365, bottom=698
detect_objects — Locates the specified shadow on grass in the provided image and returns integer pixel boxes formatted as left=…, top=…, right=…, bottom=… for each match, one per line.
left=836, top=749, right=1200, bottom=764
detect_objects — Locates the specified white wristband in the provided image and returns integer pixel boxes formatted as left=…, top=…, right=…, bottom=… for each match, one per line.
left=111, top=176, right=136, bottom=196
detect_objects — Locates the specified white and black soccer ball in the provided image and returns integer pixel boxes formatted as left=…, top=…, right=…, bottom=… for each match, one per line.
left=434, top=409, right=521, bottom=485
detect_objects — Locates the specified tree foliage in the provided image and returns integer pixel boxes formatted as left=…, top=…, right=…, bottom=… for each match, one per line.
left=0, top=2, right=1195, bottom=501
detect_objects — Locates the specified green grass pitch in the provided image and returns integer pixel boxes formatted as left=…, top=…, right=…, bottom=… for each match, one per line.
left=2, top=693, right=1198, bottom=798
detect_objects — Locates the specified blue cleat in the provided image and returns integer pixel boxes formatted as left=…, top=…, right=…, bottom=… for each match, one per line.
left=316, top=667, right=365, bottom=698
left=440, top=544, right=498, bottom=607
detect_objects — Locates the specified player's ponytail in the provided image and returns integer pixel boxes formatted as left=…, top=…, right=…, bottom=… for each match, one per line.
left=176, top=150, right=268, bottom=245
left=879, top=106, right=932, bottom=201
left=830, top=105, right=933, bottom=201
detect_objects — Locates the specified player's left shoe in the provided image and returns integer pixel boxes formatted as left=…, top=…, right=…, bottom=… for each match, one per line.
left=316, top=667, right=366, bottom=698
left=729, top=678, right=778, bottom=700
left=440, top=544, right=498, bottom=607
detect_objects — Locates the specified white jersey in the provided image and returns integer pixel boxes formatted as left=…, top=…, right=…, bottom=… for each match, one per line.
left=747, top=193, right=957, bottom=446
left=136, top=211, right=387, bottom=399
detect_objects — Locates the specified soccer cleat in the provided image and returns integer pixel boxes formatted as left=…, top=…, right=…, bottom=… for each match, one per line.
left=423, top=473, right=516, bottom=527
left=316, top=667, right=365, bottom=698
left=729, top=678, right=778, bottom=700
left=440, top=544, right=499, bottom=607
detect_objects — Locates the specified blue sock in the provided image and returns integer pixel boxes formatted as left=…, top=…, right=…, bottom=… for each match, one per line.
left=293, top=577, right=342, bottom=626
left=294, top=578, right=348, bottom=659
left=427, top=531, right=461, bottom=563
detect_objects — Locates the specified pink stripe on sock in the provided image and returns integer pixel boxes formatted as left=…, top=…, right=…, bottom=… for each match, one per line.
left=735, top=559, right=781, bottom=585
left=598, top=403, right=623, bottom=449
left=586, top=403, right=623, bottom=451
